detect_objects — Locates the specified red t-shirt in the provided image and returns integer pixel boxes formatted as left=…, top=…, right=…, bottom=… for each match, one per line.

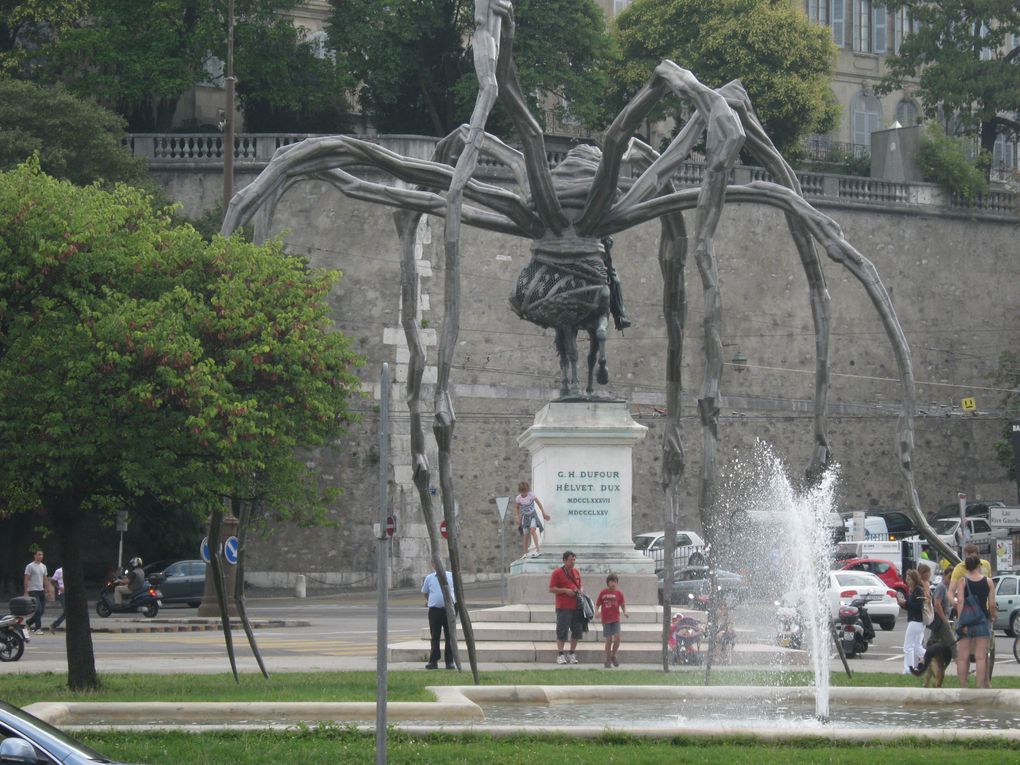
left=596, top=588, right=625, bottom=624
left=549, top=566, right=582, bottom=610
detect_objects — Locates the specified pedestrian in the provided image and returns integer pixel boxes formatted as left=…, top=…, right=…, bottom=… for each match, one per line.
left=929, top=565, right=956, bottom=658
left=901, top=569, right=927, bottom=673
left=950, top=543, right=992, bottom=584
left=22, top=549, right=47, bottom=633
left=515, top=481, right=550, bottom=558
left=950, top=554, right=997, bottom=688
left=421, top=563, right=456, bottom=670
left=549, top=550, right=584, bottom=664
left=595, top=573, right=628, bottom=668
left=48, top=567, right=66, bottom=634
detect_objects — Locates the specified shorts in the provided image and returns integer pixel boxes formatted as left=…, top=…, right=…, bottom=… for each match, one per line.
left=957, top=618, right=992, bottom=639
left=521, top=513, right=539, bottom=530
left=602, top=621, right=621, bottom=637
left=556, top=607, right=584, bottom=642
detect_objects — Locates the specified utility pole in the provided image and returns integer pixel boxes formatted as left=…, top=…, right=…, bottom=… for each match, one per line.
left=222, top=0, right=236, bottom=212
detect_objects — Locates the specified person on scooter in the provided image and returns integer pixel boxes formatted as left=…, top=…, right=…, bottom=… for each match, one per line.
left=114, top=557, right=145, bottom=606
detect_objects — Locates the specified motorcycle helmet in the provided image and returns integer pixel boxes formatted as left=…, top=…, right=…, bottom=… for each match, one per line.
left=129, top=557, right=143, bottom=568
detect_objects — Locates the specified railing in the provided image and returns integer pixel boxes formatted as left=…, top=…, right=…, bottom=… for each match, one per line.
left=125, top=132, right=1018, bottom=219
left=640, top=544, right=707, bottom=573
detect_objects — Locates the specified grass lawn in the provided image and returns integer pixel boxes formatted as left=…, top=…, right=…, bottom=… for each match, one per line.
left=4, top=671, right=1018, bottom=764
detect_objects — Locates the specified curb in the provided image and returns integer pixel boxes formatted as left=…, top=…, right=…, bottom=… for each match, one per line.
left=58, top=619, right=311, bottom=635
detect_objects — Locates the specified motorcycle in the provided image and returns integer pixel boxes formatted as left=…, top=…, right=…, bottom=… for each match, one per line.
left=95, top=574, right=164, bottom=619
left=775, top=601, right=803, bottom=650
left=837, top=595, right=876, bottom=658
left=0, top=615, right=28, bottom=662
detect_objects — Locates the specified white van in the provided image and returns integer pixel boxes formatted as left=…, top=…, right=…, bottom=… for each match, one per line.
left=842, top=514, right=889, bottom=541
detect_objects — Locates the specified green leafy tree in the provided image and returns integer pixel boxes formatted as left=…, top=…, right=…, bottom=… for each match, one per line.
left=0, top=0, right=85, bottom=75
left=611, top=0, right=839, bottom=154
left=878, top=1, right=1020, bottom=170
left=326, top=0, right=616, bottom=136
left=44, top=0, right=351, bottom=132
left=0, top=79, right=150, bottom=187
left=993, top=348, right=1020, bottom=483
left=0, top=160, right=362, bottom=689
left=916, top=120, right=990, bottom=200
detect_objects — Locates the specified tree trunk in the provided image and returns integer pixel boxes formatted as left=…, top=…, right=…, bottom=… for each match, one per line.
left=51, top=494, right=98, bottom=691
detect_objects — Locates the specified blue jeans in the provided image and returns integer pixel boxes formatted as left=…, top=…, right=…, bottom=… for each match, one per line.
left=27, top=590, right=45, bottom=630
left=50, top=593, right=66, bottom=630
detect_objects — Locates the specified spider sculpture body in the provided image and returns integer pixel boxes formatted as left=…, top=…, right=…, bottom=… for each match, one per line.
left=222, top=0, right=959, bottom=673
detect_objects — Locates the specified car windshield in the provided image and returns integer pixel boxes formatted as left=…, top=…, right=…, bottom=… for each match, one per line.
left=933, top=519, right=958, bottom=534
left=633, top=536, right=656, bottom=551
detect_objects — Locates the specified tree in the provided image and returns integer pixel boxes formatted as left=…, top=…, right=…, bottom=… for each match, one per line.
left=993, top=348, right=1020, bottom=484
left=326, top=0, right=616, bottom=136
left=878, top=1, right=1020, bottom=170
left=0, top=160, right=362, bottom=688
left=43, top=0, right=352, bottom=132
left=0, top=80, right=150, bottom=187
left=0, top=0, right=85, bottom=75
left=611, top=0, right=839, bottom=154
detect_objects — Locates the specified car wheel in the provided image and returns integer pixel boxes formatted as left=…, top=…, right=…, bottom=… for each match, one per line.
left=1010, top=611, right=1020, bottom=638
left=879, top=618, right=895, bottom=631
left=96, top=600, right=111, bottom=618
left=142, top=603, right=159, bottom=618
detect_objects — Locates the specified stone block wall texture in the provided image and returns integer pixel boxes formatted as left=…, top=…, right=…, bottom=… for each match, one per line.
left=156, top=167, right=1019, bottom=588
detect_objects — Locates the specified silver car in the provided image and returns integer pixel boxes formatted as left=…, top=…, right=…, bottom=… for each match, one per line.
left=0, top=700, right=145, bottom=764
left=993, top=573, right=1020, bottom=636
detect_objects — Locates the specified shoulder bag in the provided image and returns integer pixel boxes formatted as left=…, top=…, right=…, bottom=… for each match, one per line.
left=956, top=579, right=985, bottom=627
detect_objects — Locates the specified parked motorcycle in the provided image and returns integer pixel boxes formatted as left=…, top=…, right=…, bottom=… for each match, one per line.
left=837, top=595, right=876, bottom=658
left=775, top=601, right=803, bottom=650
left=1, top=596, right=36, bottom=662
left=95, top=575, right=164, bottom=619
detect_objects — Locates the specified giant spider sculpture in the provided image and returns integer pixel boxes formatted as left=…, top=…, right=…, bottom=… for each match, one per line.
left=222, top=0, right=957, bottom=675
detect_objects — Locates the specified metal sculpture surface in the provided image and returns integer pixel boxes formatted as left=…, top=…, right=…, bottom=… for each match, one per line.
left=222, top=0, right=957, bottom=672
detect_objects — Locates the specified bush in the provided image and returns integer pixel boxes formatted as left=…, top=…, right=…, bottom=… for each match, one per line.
left=917, top=121, right=989, bottom=202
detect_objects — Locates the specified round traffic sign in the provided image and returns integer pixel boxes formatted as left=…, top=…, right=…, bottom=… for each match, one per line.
left=224, top=536, right=239, bottom=565
left=200, top=537, right=211, bottom=563
left=386, top=516, right=396, bottom=537
left=440, top=519, right=448, bottom=539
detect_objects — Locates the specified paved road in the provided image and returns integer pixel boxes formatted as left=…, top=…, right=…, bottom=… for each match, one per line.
left=6, top=583, right=1019, bottom=677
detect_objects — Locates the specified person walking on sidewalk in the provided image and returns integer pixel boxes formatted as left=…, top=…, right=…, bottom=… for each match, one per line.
left=421, top=563, right=456, bottom=670
left=549, top=550, right=584, bottom=664
left=23, top=549, right=47, bottom=633
left=595, top=573, right=628, bottom=667
left=49, top=567, right=66, bottom=633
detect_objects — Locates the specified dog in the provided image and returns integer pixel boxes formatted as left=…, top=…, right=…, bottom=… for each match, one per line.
left=909, top=642, right=953, bottom=688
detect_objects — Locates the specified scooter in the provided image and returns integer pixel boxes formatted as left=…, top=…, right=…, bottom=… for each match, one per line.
left=0, top=614, right=28, bottom=662
left=775, top=601, right=803, bottom=650
left=837, top=596, right=876, bottom=658
left=95, top=575, right=163, bottom=619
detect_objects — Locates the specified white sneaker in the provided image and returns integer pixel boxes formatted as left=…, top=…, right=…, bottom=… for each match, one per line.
left=568, top=653, right=579, bottom=664
left=527, top=550, right=540, bottom=558
left=556, top=653, right=568, bottom=665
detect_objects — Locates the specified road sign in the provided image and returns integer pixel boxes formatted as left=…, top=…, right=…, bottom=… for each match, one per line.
left=223, top=536, right=239, bottom=565
left=961, top=397, right=976, bottom=411
left=990, top=506, right=1020, bottom=528
left=386, top=516, right=396, bottom=537
left=116, top=510, right=129, bottom=533
left=440, top=520, right=448, bottom=539
left=495, top=496, right=510, bottom=520
left=200, top=537, right=211, bottom=563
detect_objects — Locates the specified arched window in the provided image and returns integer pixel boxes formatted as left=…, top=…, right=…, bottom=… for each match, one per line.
left=895, top=100, right=919, bottom=126
left=851, top=92, right=883, bottom=150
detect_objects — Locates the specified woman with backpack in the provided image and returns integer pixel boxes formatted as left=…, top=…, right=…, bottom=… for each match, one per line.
left=950, top=555, right=997, bottom=688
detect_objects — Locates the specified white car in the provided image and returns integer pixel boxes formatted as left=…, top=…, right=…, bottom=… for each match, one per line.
left=828, top=570, right=899, bottom=631
left=633, top=530, right=706, bottom=572
left=929, top=517, right=1008, bottom=548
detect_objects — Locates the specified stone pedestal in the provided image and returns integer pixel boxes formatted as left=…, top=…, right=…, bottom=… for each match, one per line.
left=508, top=401, right=659, bottom=604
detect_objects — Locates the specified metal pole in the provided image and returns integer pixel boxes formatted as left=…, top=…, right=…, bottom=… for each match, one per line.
left=375, top=363, right=391, bottom=765
left=500, top=522, right=506, bottom=604
left=222, top=0, right=235, bottom=211
left=117, top=532, right=124, bottom=571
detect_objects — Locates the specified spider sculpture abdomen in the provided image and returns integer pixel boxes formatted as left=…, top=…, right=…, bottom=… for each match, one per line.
left=509, top=238, right=609, bottom=330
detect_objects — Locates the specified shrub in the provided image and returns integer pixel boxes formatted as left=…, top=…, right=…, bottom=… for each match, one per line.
left=916, top=121, right=989, bottom=202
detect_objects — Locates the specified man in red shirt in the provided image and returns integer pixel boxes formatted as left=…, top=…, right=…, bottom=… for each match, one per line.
left=549, top=550, right=584, bottom=664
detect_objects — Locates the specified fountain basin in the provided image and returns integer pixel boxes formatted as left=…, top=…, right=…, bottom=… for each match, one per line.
left=27, top=686, right=1020, bottom=742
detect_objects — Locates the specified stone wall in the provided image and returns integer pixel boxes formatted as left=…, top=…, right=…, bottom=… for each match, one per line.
left=149, top=150, right=1020, bottom=588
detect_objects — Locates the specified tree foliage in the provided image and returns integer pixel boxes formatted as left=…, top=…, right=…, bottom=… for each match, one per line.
left=0, top=79, right=150, bottom=188
left=0, top=161, right=362, bottom=687
left=916, top=120, right=990, bottom=200
left=878, top=0, right=1020, bottom=163
left=42, top=0, right=351, bottom=132
left=611, top=0, right=839, bottom=154
left=0, top=0, right=85, bottom=75
left=326, top=0, right=616, bottom=136
left=993, top=347, right=1020, bottom=483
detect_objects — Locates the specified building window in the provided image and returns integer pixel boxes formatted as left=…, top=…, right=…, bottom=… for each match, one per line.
left=993, top=133, right=1017, bottom=171
left=851, top=92, right=883, bottom=150
left=872, top=5, right=887, bottom=53
left=830, top=0, right=846, bottom=47
left=805, top=0, right=829, bottom=25
left=895, top=100, right=918, bottom=126
left=817, top=1, right=894, bottom=53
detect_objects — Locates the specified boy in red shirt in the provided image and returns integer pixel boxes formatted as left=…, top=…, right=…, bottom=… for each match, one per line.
left=595, top=573, right=628, bottom=667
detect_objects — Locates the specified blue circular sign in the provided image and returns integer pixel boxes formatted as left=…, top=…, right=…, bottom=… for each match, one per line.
left=200, top=537, right=211, bottom=563
left=224, top=536, right=239, bottom=565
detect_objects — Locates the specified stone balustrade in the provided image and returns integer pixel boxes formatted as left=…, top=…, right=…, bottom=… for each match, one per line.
left=125, top=132, right=1018, bottom=221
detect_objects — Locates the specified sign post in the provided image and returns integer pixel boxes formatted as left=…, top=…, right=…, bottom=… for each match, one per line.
left=375, top=363, right=391, bottom=765
left=1011, top=422, right=1020, bottom=504
left=495, top=496, right=510, bottom=603
left=958, top=492, right=968, bottom=557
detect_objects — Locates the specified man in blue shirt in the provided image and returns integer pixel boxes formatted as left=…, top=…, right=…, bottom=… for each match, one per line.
left=421, top=564, right=456, bottom=670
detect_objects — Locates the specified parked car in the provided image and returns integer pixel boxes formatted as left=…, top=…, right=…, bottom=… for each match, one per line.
left=931, top=501, right=1005, bottom=522
left=827, top=570, right=899, bottom=631
left=634, top=531, right=706, bottom=572
left=146, top=559, right=206, bottom=607
left=657, top=566, right=745, bottom=605
left=928, top=517, right=1008, bottom=549
left=993, top=572, right=1020, bottom=637
left=0, top=699, right=146, bottom=764
left=837, top=558, right=907, bottom=598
